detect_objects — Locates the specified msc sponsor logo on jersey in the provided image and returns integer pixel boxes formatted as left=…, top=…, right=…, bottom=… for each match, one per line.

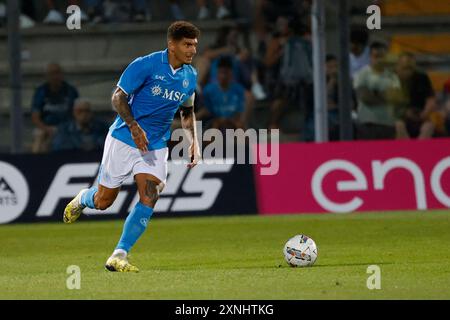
left=151, top=85, right=187, bottom=102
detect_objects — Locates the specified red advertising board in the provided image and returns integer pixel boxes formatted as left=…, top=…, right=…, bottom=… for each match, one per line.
left=254, top=139, right=450, bottom=214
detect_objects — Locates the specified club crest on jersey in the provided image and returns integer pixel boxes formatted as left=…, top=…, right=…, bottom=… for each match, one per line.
left=151, top=85, right=162, bottom=96
left=182, top=79, right=189, bottom=88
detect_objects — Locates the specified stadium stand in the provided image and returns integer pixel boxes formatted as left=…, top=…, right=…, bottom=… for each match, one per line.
left=1, top=0, right=450, bottom=151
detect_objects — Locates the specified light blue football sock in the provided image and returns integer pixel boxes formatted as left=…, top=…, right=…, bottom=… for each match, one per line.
left=116, top=202, right=153, bottom=253
left=80, top=186, right=98, bottom=209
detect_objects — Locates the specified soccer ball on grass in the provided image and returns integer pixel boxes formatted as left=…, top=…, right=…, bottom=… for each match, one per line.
left=283, top=234, right=318, bottom=267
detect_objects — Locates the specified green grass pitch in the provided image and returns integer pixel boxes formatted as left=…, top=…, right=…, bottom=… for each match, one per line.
left=1, top=211, right=450, bottom=299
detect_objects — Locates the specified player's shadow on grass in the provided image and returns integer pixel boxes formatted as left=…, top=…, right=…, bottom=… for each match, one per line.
left=149, top=262, right=395, bottom=271
left=311, top=261, right=395, bottom=268
left=144, top=260, right=395, bottom=271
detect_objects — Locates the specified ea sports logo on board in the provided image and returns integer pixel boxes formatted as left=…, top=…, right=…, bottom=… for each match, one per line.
left=0, top=161, right=29, bottom=223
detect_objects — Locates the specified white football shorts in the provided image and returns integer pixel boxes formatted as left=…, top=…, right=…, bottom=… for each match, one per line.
left=98, top=133, right=168, bottom=188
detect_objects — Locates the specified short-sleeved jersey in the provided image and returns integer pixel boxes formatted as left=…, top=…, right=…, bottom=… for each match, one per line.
left=110, top=49, right=197, bottom=150
left=203, top=82, right=245, bottom=118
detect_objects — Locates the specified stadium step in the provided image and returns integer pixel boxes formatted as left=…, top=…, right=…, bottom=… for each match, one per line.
left=381, top=0, right=450, bottom=16
left=0, top=20, right=241, bottom=66
left=389, top=33, right=450, bottom=55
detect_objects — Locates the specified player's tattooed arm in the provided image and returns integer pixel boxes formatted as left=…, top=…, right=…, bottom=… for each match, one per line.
left=111, top=87, right=149, bottom=152
left=180, top=101, right=201, bottom=168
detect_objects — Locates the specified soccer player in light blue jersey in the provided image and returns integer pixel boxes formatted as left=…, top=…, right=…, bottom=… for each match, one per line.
left=63, top=21, right=201, bottom=272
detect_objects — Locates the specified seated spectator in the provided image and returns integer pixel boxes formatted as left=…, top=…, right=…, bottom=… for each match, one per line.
left=197, top=0, right=231, bottom=20
left=394, top=52, right=436, bottom=139
left=354, top=42, right=402, bottom=140
left=350, top=27, right=370, bottom=78
left=31, top=63, right=79, bottom=153
left=43, top=0, right=88, bottom=24
left=52, top=98, right=109, bottom=152
left=165, top=0, right=231, bottom=21
left=43, top=0, right=150, bottom=24
left=197, top=56, right=247, bottom=130
left=101, top=0, right=150, bottom=23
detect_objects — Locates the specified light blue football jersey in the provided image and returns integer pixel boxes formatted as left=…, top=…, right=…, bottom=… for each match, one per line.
left=203, top=82, right=245, bottom=118
left=110, top=49, right=197, bottom=150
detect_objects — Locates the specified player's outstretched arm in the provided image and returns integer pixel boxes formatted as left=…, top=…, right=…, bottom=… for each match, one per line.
left=111, top=87, right=149, bottom=152
left=180, top=104, right=201, bottom=168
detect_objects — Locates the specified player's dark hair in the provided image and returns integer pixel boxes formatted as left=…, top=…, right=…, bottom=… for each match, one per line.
left=370, top=41, right=388, bottom=53
left=217, top=56, right=233, bottom=70
left=167, top=21, right=200, bottom=41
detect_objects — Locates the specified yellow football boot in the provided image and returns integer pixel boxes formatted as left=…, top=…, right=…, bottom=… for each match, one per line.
left=105, top=256, right=139, bottom=273
left=63, top=189, right=88, bottom=224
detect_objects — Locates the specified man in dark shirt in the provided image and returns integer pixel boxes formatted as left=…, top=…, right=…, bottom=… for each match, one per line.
left=395, top=52, right=435, bottom=138
left=31, top=63, right=79, bottom=153
left=52, top=98, right=108, bottom=152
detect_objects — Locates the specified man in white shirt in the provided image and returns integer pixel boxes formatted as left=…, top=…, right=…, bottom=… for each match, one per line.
left=354, top=41, right=402, bottom=140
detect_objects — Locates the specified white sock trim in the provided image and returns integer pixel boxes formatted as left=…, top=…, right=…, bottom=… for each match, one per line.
left=112, top=249, right=127, bottom=258
left=77, top=189, right=88, bottom=207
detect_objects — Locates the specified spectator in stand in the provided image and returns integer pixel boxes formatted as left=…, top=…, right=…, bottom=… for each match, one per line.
left=254, top=0, right=305, bottom=28
left=394, top=52, right=436, bottom=139
left=196, top=0, right=231, bottom=20
left=43, top=0, right=150, bottom=24
left=100, top=0, right=150, bottom=23
left=31, top=63, right=79, bottom=153
left=196, top=25, right=258, bottom=121
left=197, top=25, right=247, bottom=86
left=445, top=97, right=450, bottom=136
left=52, top=98, right=109, bottom=152
left=166, top=0, right=232, bottom=21
left=354, top=42, right=402, bottom=140
left=197, top=56, right=247, bottom=130
left=324, top=54, right=341, bottom=140
left=0, top=0, right=36, bottom=28
left=305, top=54, right=356, bottom=141
left=263, top=15, right=291, bottom=99
left=43, top=0, right=88, bottom=24
left=267, top=19, right=313, bottom=130
left=350, top=27, right=370, bottom=78
left=434, top=79, right=450, bottom=137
